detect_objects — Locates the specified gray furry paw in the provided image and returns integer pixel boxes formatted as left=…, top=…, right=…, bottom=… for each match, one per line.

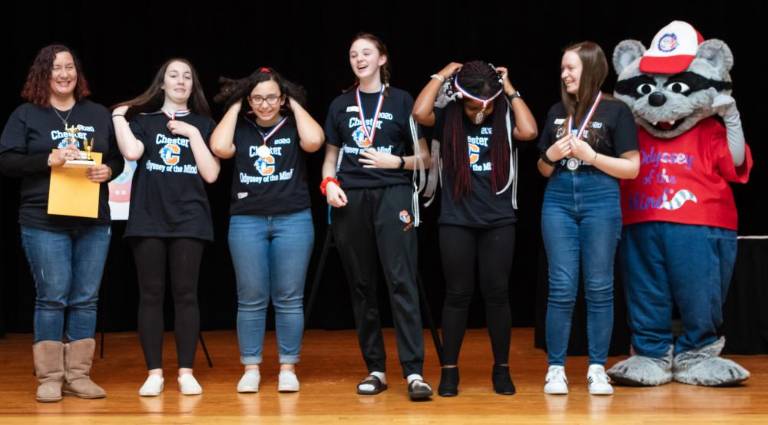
left=673, top=338, right=750, bottom=386
left=607, top=353, right=673, bottom=387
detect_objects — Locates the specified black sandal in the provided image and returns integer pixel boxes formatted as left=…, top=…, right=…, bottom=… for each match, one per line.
left=357, top=374, right=388, bottom=395
left=408, top=379, right=433, bottom=401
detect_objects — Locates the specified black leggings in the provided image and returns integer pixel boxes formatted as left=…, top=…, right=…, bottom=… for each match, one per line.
left=131, top=237, right=204, bottom=370
left=439, top=225, right=516, bottom=366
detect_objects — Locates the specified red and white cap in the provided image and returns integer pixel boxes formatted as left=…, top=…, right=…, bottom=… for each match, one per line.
left=640, top=20, right=704, bottom=74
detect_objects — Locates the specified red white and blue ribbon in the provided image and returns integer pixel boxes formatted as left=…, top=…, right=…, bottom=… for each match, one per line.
left=567, top=92, right=603, bottom=139
left=453, top=79, right=504, bottom=109
left=162, top=109, right=191, bottom=120
left=355, top=86, right=386, bottom=146
left=251, top=116, right=288, bottom=158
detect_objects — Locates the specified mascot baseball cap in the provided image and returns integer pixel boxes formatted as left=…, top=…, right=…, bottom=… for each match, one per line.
left=640, top=20, right=704, bottom=74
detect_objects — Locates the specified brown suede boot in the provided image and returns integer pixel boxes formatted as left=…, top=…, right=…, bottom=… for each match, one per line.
left=63, top=338, right=106, bottom=399
left=32, top=341, right=64, bottom=402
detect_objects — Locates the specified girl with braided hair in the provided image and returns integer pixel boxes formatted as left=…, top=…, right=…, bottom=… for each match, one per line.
left=210, top=67, right=324, bottom=393
left=412, top=60, right=537, bottom=396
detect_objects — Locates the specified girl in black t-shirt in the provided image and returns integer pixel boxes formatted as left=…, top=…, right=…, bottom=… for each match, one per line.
left=537, top=42, right=639, bottom=396
left=321, top=33, right=433, bottom=401
left=0, top=44, right=122, bottom=403
left=112, top=58, right=220, bottom=397
left=412, top=61, right=538, bottom=397
left=210, top=67, right=324, bottom=393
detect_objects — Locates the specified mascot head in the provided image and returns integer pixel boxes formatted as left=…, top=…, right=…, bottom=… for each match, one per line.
left=612, top=20, right=734, bottom=139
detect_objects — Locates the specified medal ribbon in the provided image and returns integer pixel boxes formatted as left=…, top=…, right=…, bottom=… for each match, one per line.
left=355, top=86, right=385, bottom=144
left=567, top=92, right=602, bottom=139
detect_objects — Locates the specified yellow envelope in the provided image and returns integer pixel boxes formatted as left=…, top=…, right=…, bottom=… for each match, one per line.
left=47, top=150, right=102, bottom=218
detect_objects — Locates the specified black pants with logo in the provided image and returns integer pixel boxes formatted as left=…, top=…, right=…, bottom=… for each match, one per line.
left=332, top=184, right=424, bottom=378
left=438, top=224, right=516, bottom=366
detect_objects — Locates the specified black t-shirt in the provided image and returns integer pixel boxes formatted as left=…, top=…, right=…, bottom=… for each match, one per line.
left=324, top=86, right=421, bottom=189
left=433, top=106, right=517, bottom=228
left=537, top=98, right=638, bottom=170
left=0, top=100, right=123, bottom=231
left=230, top=115, right=310, bottom=216
left=124, top=111, right=216, bottom=241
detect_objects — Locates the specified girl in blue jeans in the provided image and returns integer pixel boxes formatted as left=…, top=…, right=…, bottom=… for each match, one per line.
left=211, top=68, right=324, bottom=393
left=537, top=41, right=639, bottom=395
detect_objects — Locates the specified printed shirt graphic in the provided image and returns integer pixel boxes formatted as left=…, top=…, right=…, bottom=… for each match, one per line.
left=0, top=100, right=120, bottom=230
left=124, top=112, right=216, bottom=241
left=621, top=117, right=752, bottom=230
left=432, top=107, right=516, bottom=228
left=537, top=100, right=639, bottom=168
left=230, top=116, right=310, bottom=216
left=324, top=87, right=420, bottom=189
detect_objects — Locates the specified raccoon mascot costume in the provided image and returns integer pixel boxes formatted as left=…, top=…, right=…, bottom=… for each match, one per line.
left=608, top=21, right=753, bottom=386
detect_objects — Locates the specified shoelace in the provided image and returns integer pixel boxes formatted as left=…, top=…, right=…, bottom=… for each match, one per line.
left=588, top=371, right=609, bottom=385
left=547, top=368, right=567, bottom=383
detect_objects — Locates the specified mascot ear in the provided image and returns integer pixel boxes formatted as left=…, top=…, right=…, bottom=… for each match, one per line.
left=696, top=39, right=734, bottom=76
left=612, top=40, right=646, bottom=76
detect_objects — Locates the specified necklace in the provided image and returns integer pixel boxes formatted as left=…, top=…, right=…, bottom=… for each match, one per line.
left=52, top=104, right=75, bottom=128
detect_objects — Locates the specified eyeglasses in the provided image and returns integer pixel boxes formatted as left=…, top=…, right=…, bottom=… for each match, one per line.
left=249, top=94, right=282, bottom=106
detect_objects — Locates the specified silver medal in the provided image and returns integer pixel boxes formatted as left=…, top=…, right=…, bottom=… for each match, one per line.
left=474, top=111, right=485, bottom=125
left=256, top=144, right=271, bottom=158
left=566, top=157, right=580, bottom=171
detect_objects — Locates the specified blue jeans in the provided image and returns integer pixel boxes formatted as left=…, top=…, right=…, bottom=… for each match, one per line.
left=542, top=169, right=621, bottom=366
left=20, top=225, right=112, bottom=342
left=620, top=222, right=737, bottom=357
left=228, top=209, right=314, bottom=365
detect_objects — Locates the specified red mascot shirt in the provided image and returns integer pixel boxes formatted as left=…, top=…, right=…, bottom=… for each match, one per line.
left=621, top=117, right=752, bottom=230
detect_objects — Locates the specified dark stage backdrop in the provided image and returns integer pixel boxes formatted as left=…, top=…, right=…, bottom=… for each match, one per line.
left=1, top=1, right=765, bottom=336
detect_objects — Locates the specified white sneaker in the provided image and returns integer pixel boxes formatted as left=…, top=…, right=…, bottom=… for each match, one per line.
left=237, top=369, right=261, bottom=393
left=587, top=364, right=613, bottom=395
left=278, top=370, right=300, bottom=392
left=544, top=365, right=569, bottom=395
left=178, top=373, right=203, bottom=395
left=139, top=374, right=164, bottom=397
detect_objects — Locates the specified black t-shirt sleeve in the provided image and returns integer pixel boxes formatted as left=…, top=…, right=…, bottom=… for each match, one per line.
left=537, top=104, right=558, bottom=153
left=324, top=98, right=342, bottom=147
left=612, top=102, right=639, bottom=156
left=129, top=117, right=147, bottom=147
left=103, top=119, right=125, bottom=181
left=0, top=105, right=49, bottom=177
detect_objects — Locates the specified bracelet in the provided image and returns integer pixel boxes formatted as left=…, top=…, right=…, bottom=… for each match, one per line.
left=540, top=151, right=556, bottom=166
left=398, top=156, right=405, bottom=169
left=592, top=151, right=599, bottom=162
left=112, top=114, right=125, bottom=118
left=320, top=176, right=341, bottom=196
left=508, top=90, right=522, bottom=100
left=430, top=74, right=445, bottom=83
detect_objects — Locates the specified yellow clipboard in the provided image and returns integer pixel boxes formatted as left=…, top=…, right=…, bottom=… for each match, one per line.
left=47, top=150, right=102, bottom=218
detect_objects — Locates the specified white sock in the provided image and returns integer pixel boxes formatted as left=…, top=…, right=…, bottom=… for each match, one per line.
left=406, top=373, right=424, bottom=385
left=358, top=371, right=387, bottom=392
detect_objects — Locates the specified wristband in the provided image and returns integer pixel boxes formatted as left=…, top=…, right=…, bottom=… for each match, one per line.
left=320, top=176, right=341, bottom=195
left=540, top=151, right=556, bottom=166
left=430, top=74, right=445, bottom=83
left=398, top=156, right=405, bottom=169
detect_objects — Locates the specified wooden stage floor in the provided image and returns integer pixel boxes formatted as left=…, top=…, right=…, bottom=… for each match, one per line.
left=1, top=328, right=766, bottom=424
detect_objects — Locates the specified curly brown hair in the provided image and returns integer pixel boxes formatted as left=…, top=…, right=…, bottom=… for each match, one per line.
left=21, top=44, right=91, bottom=107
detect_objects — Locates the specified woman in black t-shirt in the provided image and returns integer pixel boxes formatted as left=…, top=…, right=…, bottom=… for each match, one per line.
left=321, top=33, right=432, bottom=401
left=412, top=61, right=538, bottom=397
left=112, top=58, right=220, bottom=397
left=537, top=41, right=639, bottom=396
left=0, top=44, right=123, bottom=402
left=210, top=67, right=324, bottom=393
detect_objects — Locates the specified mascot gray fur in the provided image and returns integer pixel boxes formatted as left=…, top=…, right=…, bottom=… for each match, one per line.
left=608, top=20, right=752, bottom=387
